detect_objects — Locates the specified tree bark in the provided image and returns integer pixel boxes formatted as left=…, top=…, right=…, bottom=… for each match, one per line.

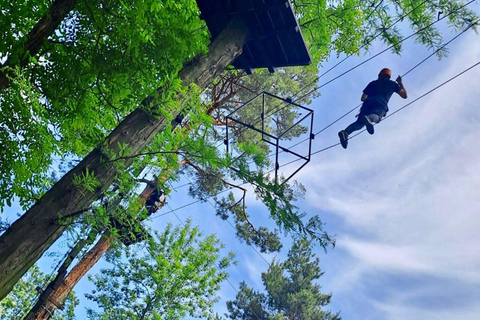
left=31, top=233, right=111, bottom=320
left=0, top=16, right=248, bottom=300
left=26, top=167, right=175, bottom=319
left=24, top=81, right=245, bottom=318
left=0, top=0, right=77, bottom=92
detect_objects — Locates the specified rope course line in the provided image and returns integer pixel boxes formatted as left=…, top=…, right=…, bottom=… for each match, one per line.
left=278, top=17, right=480, bottom=154
left=221, top=0, right=475, bottom=151
left=305, top=0, right=433, bottom=88
left=294, top=0, right=476, bottom=103
left=282, top=60, right=480, bottom=167
left=224, top=277, right=265, bottom=320
left=182, top=174, right=271, bottom=266
left=146, top=59, right=480, bottom=219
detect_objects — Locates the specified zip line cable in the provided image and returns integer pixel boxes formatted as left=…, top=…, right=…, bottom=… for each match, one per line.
left=304, top=0, right=433, bottom=87
left=224, top=277, right=265, bottom=320
left=182, top=174, right=271, bottom=266
left=147, top=59, right=480, bottom=221
left=294, top=0, right=476, bottom=103
left=284, top=60, right=480, bottom=166
left=278, top=18, right=479, bottom=154
left=260, top=0, right=475, bottom=120
left=221, top=0, right=475, bottom=151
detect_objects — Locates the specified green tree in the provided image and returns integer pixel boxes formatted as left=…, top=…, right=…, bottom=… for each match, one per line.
left=226, top=238, right=340, bottom=320
left=0, top=0, right=477, bottom=301
left=0, top=0, right=476, bottom=210
left=17, top=66, right=326, bottom=320
left=85, top=221, right=234, bottom=320
left=0, top=265, right=78, bottom=320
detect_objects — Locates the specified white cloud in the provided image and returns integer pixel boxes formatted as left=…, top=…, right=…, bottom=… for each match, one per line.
left=297, top=32, right=480, bottom=319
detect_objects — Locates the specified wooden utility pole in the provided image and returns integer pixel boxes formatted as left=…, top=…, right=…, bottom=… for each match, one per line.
left=0, top=16, right=248, bottom=300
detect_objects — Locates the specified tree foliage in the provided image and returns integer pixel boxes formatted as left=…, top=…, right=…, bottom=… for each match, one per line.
left=1, top=0, right=477, bottom=210
left=85, top=221, right=234, bottom=320
left=0, top=0, right=478, bottom=306
left=226, top=238, right=340, bottom=320
left=0, top=0, right=210, bottom=209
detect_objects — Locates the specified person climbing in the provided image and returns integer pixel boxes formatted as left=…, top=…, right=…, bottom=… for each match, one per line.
left=338, top=68, right=407, bottom=149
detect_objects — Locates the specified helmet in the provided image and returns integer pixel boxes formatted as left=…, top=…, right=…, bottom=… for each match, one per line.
left=379, top=68, right=392, bottom=78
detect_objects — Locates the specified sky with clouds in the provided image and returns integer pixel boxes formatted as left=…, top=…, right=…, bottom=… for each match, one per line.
left=296, top=24, right=480, bottom=320
left=3, top=5, right=480, bottom=320
left=136, top=18, right=480, bottom=319
left=180, top=16, right=480, bottom=320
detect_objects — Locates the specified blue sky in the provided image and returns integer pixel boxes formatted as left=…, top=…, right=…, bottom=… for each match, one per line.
left=3, top=6, right=480, bottom=320
left=165, top=17, right=480, bottom=320
left=297, top=25, right=480, bottom=319
left=133, top=19, right=480, bottom=319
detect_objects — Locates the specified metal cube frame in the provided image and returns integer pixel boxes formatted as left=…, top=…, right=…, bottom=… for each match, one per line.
left=225, top=91, right=314, bottom=185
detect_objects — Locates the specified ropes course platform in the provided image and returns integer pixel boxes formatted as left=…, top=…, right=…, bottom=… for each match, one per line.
left=196, top=0, right=311, bottom=73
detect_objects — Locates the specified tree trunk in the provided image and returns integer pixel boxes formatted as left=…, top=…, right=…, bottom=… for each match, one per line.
left=33, top=233, right=111, bottom=320
left=24, top=181, right=158, bottom=320
left=24, top=90, right=239, bottom=318
left=0, top=0, right=77, bottom=92
left=0, top=16, right=248, bottom=300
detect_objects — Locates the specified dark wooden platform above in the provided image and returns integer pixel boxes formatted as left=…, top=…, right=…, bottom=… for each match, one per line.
left=196, top=0, right=311, bottom=73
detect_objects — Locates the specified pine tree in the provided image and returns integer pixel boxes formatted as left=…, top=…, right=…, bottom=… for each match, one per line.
left=226, top=238, right=340, bottom=320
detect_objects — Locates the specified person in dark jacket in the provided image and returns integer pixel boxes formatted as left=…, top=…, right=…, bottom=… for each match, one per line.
left=338, top=68, right=407, bottom=149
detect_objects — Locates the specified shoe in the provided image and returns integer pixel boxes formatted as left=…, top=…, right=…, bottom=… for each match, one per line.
left=338, top=130, right=348, bottom=149
left=362, top=115, right=374, bottom=135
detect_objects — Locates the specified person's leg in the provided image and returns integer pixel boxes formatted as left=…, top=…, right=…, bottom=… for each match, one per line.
left=362, top=108, right=386, bottom=134
left=338, top=117, right=364, bottom=149
left=344, top=117, right=364, bottom=135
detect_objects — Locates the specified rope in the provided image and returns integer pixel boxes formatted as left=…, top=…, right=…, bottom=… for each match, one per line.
left=264, top=18, right=479, bottom=157
left=223, top=0, right=475, bottom=151
left=288, top=60, right=480, bottom=163
left=295, top=0, right=476, bottom=103
left=147, top=59, right=480, bottom=215
left=303, top=0, right=433, bottom=90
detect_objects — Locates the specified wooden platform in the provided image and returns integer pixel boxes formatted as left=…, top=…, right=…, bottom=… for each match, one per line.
left=196, top=0, right=311, bottom=73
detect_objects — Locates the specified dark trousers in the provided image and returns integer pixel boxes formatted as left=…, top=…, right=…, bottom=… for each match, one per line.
left=344, top=108, right=386, bottom=135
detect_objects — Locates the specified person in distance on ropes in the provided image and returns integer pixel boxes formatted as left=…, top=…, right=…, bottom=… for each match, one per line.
left=338, top=68, right=407, bottom=149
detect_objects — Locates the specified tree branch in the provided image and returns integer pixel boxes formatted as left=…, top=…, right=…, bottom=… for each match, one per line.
left=0, top=0, right=77, bottom=92
left=103, top=150, right=206, bottom=164
left=183, top=159, right=257, bottom=233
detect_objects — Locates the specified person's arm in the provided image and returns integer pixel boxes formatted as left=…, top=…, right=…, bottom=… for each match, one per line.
left=396, top=75, right=407, bottom=99
left=361, top=82, right=373, bottom=101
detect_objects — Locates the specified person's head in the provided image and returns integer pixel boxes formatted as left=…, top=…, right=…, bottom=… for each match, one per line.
left=378, top=68, right=392, bottom=80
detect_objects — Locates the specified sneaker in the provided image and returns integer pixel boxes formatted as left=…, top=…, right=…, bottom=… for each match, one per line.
left=362, top=115, right=374, bottom=135
left=338, top=130, right=348, bottom=149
